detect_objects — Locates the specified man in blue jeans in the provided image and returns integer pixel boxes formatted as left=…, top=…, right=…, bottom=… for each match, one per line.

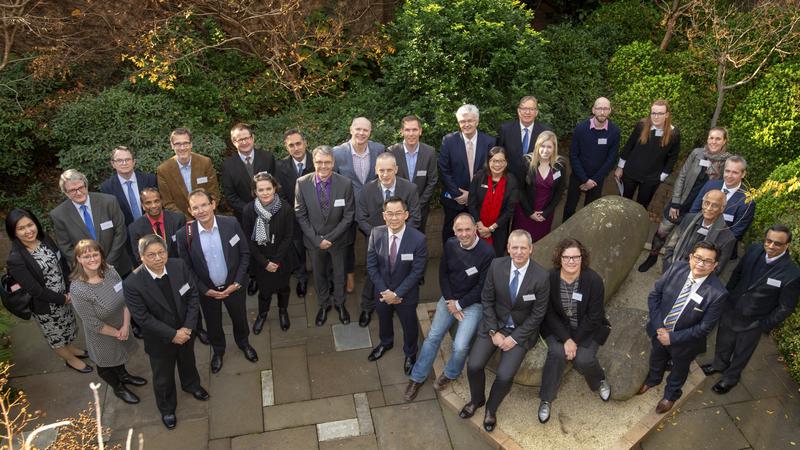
left=404, top=213, right=495, bottom=401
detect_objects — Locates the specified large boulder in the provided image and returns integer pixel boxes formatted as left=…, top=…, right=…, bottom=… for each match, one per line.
left=597, top=306, right=651, bottom=400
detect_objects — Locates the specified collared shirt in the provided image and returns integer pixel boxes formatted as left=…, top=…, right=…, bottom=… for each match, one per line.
left=293, top=155, right=307, bottom=174
left=314, top=174, right=332, bottom=211
left=388, top=224, right=406, bottom=250
left=766, top=251, right=786, bottom=264
left=519, top=121, right=534, bottom=146
left=350, top=142, right=371, bottom=185
left=589, top=116, right=608, bottom=130
left=460, top=235, right=480, bottom=250
left=380, top=179, right=397, bottom=199
left=722, top=183, right=741, bottom=202
left=146, top=212, right=166, bottom=240
left=72, top=197, right=93, bottom=224
left=667, top=273, right=709, bottom=327
left=118, top=173, right=141, bottom=212
left=197, top=216, right=228, bottom=287
left=145, top=263, right=168, bottom=280
left=178, top=156, right=193, bottom=193
left=508, top=259, right=530, bottom=299
left=238, top=151, right=254, bottom=164
left=403, top=142, right=419, bottom=178
left=462, top=133, right=478, bottom=151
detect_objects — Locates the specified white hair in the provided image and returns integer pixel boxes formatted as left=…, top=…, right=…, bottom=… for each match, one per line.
left=456, top=104, right=480, bottom=120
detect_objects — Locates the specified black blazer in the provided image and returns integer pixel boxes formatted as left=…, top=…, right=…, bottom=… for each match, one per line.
left=468, top=169, right=519, bottom=255
left=356, top=177, right=421, bottom=236
left=387, top=142, right=438, bottom=208
left=541, top=268, right=610, bottom=347
left=99, top=170, right=158, bottom=226
left=241, top=200, right=297, bottom=275
left=519, top=159, right=567, bottom=219
left=275, top=153, right=314, bottom=240
left=128, top=210, right=187, bottom=264
left=496, top=120, right=550, bottom=182
left=6, top=237, right=70, bottom=315
left=221, top=148, right=276, bottom=219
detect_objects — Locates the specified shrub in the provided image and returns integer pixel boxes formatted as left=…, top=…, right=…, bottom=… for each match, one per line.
left=581, top=0, right=661, bottom=53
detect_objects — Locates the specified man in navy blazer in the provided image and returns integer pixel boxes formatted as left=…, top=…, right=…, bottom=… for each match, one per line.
left=221, top=123, right=276, bottom=222
left=638, top=241, right=728, bottom=414
left=128, top=188, right=186, bottom=264
left=365, top=197, right=427, bottom=377
left=176, top=189, right=257, bottom=374
left=99, top=146, right=158, bottom=227
left=496, top=96, right=551, bottom=183
left=689, top=156, right=755, bottom=242
left=438, top=104, right=496, bottom=243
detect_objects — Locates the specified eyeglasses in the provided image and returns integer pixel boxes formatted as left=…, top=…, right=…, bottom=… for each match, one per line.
left=701, top=200, right=722, bottom=209
left=172, top=141, right=192, bottom=148
left=65, top=185, right=87, bottom=195
left=561, top=255, right=582, bottom=263
left=458, top=119, right=477, bottom=125
left=518, top=107, right=538, bottom=113
left=765, top=238, right=788, bottom=247
left=79, top=252, right=101, bottom=261
left=143, top=250, right=167, bottom=260
left=593, top=106, right=611, bottom=111
left=234, top=135, right=253, bottom=144
left=691, top=254, right=716, bottom=266
left=383, top=211, right=407, bottom=218
left=112, top=158, right=133, bottom=164
left=650, top=112, right=667, bottom=117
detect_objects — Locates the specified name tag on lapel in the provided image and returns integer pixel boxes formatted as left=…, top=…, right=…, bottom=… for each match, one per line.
left=553, top=171, right=561, bottom=180
left=229, top=234, right=240, bottom=246
left=416, top=170, right=427, bottom=177
left=56, top=250, right=62, bottom=260
left=113, top=282, right=123, bottom=293
left=767, top=278, right=782, bottom=287
left=690, top=292, right=703, bottom=304
left=179, top=283, right=190, bottom=295
left=401, top=253, right=413, bottom=261
left=465, top=266, right=478, bottom=276
left=171, top=234, right=177, bottom=242
left=100, top=220, right=114, bottom=230
left=723, top=213, right=734, bottom=222
left=597, top=138, right=607, bottom=145
left=196, top=176, right=208, bottom=185
left=572, top=292, right=583, bottom=301
left=481, top=184, right=489, bottom=189
left=522, top=294, right=536, bottom=302
left=333, top=198, right=345, bottom=207
left=697, top=227, right=709, bottom=236
left=699, top=159, right=711, bottom=168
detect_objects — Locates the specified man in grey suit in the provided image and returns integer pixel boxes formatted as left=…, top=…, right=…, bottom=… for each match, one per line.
left=356, top=152, right=421, bottom=327
left=296, top=145, right=356, bottom=326
left=50, top=169, right=132, bottom=276
left=388, top=115, right=438, bottom=233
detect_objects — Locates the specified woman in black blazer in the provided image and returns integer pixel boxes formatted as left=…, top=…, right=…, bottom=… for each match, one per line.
left=242, top=172, right=297, bottom=334
left=468, top=146, right=519, bottom=256
left=5, top=208, right=90, bottom=373
left=537, top=238, right=611, bottom=423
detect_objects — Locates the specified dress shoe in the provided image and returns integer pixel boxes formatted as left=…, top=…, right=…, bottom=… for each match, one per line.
left=296, top=281, right=307, bottom=298
left=701, top=364, right=721, bottom=376
left=315, top=305, right=332, bottom=326
left=197, top=329, right=210, bottom=345
left=433, top=373, right=454, bottom=391
left=483, top=410, right=497, bottom=432
left=638, top=254, right=658, bottom=272
left=76, top=350, right=90, bottom=359
left=346, top=273, right=355, bottom=293
left=599, top=379, right=611, bottom=402
left=335, top=305, right=350, bottom=324
left=712, top=380, right=736, bottom=394
left=367, top=344, right=392, bottom=361
left=65, top=361, right=93, bottom=374
left=113, top=385, right=140, bottom=404
left=358, top=309, right=373, bottom=328
left=403, top=356, right=416, bottom=376
left=242, top=345, right=259, bottom=363
left=119, top=372, right=147, bottom=386
left=655, top=398, right=675, bottom=414
left=162, top=413, right=177, bottom=430
left=636, top=383, right=653, bottom=395
left=211, top=353, right=224, bottom=374
left=279, top=308, right=290, bottom=331
left=538, top=401, right=551, bottom=424
left=187, top=387, right=209, bottom=401
left=403, top=380, right=423, bottom=402
left=459, top=400, right=485, bottom=419
left=253, top=312, right=267, bottom=335
left=247, top=278, right=259, bottom=296
left=132, top=323, right=143, bottom=339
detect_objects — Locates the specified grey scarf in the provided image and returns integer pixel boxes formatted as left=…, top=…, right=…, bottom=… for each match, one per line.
left=252, top=196, right=282, bottom=245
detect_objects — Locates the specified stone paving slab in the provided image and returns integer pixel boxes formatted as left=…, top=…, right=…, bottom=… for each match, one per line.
left=269, top=316, right=332, bottom=349
left=217, top=329, right=272, bottom=375
left=14, top=370, right=106, bottom=424
left=109, top=416, right=209, bottom=450
left=263, top=394, right=356, bottom=431
left=7, top=317, right=88, bottom=377
left=308, top=349, right=381, bottom=398
left=680, top=375, right=754, bottom=412
left=332, top=323, right=372, bottom=351
left=639, top=406, right=749, bottom=450
left=317, top=418, right=360, bottom=441
left=230, top=425, right=318, bottom=450
left=439, top=400, right=496, bottom=450
left=209, top=371, right=263, bottom=439
left=381, top=381, right=436, bottom=406
left=724, top=397, right=800, bottom=450
left=209, top=437, right=231, bottom=450
left=271, top=345, right=311, bottom=404
left=318, top=434, right=378, bottom=450
left=372, top=399, right=452, bottom=450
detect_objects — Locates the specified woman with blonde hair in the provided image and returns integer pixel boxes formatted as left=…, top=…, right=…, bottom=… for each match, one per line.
left=514, top=130, right=567, bottom=241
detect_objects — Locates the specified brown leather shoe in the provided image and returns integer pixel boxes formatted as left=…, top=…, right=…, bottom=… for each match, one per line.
left=433, top=373, right=454, bottom=391
left=636, top=383, right=653, bottom=395
left=403, top=380, right=423, bottom=402
left=655, top=398, right=675, bottom=414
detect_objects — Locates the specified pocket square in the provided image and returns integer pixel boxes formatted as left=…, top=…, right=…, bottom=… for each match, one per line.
left=693, top=307, right=704, bottom=313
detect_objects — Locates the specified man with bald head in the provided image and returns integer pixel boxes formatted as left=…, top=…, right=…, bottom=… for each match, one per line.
left=562, top=97, right=621, bottom=221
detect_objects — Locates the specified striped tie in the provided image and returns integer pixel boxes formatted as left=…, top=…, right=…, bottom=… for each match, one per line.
left=664, top=278, right=695, bottom=331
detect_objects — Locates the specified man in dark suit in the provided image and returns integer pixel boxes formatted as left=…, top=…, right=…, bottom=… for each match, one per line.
left=99, top=146, right=158, bottom=227
left=356, top=152, right=421, bottom=327
left=497, top=96, right=550, bottom=183
left=128, top=188, right=186, bottom=264
left=275, top=129, right=314, bottom=298
left=176, top=189, right=257, bottom=374
left=157, top=128, right=220, bottom=219
left=438, top=104, right=496, bottom=243
left=689, top=156, right=756, bottom=244
left=388, top=115, right=438, bottom=233
left=702, top=224, right=800, bottom=394
left=365, top=197, right=427, bottom=377
left=124, top=234, right=209, bottom=430
left=221, top=123, right=276, bottom=222
left=50, top=169, right=132, bottom=276
left=460, top=229, right=549, bottom=432
left=295, top=145, right=355, bottom=326
left=638, top=241, right=728, bottom=414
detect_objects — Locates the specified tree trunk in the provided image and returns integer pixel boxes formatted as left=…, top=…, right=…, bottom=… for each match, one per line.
left=660, top=0, right=681, bottom=51
left=710, top=63, right=726, bottom=128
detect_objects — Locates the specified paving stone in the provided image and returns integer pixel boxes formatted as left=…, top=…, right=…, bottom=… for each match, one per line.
left=264, top=302, right=307, bottom=323
left=261, top=369, right=274, bottom=406
left=209, top=371, right=263, bottom=439
left=382, top=381, right=436, bottom=406
left=375, top=345, right=411, bottom=387
left=217, top=327, right=271, bottom=375
left=332, top=323, right=373, bottom=351
left=108, top=417, right=208, bottom=450
left=270, top=316, right=332, bottom=349
left=366, top=390, right=385, bottom=408
left=8, top=319, right=88, bottom=377
left=439, top=400, right=496, bottom=450
left=308, top=350, right=382, bottom=399
left=318, top=434, right=378, bottom=450
left=263, top=394, right=356, bottom=431
left=353, top=392, right=373, bottom=436
left=13, top=370, right=106, bottom=426
left=740, top=366, right=792, bottom=399
left=640, top=407, right=748, bottom=450
left=209, top=438, right=231, bottom=450
left=230, top=425, right=318, bottom=450
left=681, top=375, right=754, bottom=412
left=372, top=400, right=452, bottom=450
left=271, top=345, right=311, bottom=404
left=725, top=397, right=800, bottom=450
left=317, top=418, right=360, bottom=441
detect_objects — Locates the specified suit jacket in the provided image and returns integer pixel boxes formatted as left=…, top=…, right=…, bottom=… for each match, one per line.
left=333, top=141, right=385, bottom=201
left=496, top=120, right=550, bottom=182
left=99, top=170, right=158, bottom=225
left=438, top=131, right=496, bottom=209
left=689, top=180, right=756, bottom=241
left=518, top=159, right=567, bottom=219
left=479, top=257, right=550, bottom=350
left=357, top=177, right=421, bottom=236
left=365, top=225, right=427, bottom=304
left=156, top=152, right=220, bottom=219
left=50, top=192, right=132, bottom=275
left=123, top=258, right=200, bottom=356
left=128, top=210, right=186, bottom=264
left=664, top=213, right=735, bottom=274
left=275, top=153, right=314, bottom=240
left=241, top=199, right=297, bottom=274
left=221, top=148, right=276, bottom=220
left=6, top=236, right=70, bottom=315
left=175, top=215, right=250, bottom=295
left=387, top=142, right=438, bottom=209
left=294, top=172, right=355, bottom=250
left=467, top=170, right=519, bottom=252
left=646, top=261, right=727, bottom=354
left=541, top=268, right=610, bottom=347
left=725, top=243, right=800, bottom=332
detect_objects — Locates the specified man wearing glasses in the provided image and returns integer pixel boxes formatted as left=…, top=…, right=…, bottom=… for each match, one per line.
left=497, top=96, right=551, bottom=183
left=221, top=123, right=276, bottom=223
left=702, top=224, right=800, bottom=394
left=157, top=128, right=220, bottom=219
left=99, top=146, right=158, bottom=227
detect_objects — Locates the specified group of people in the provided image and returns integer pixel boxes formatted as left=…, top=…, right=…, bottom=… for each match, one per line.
left=4, top=95, right=797, bottom=434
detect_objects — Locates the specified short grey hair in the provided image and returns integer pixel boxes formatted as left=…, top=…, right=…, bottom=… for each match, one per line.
left=110, top=145, right=134, bottom=160
left=725, top=155, right=748, bottom=171
left=452, top=212, right=476, bottom=227
left=59, top=169, right=89, bottom=193
left=312, top=145, right=334, bottom=159
left=375, top=152, right=397, bottom=165
left=138, top=234, right=167, bottom=256
left=508, top=229, right=533, bottom=247
left=456, top=104, right=480, bottom=121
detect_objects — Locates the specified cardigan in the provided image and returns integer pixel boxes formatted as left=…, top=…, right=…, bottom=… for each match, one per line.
left=619, top=121, right=681, bottom=184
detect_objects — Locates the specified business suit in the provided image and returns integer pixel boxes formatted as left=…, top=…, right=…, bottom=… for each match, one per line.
left=644, top=262, right=727, bottom=401
left=128, top=210, right=186, bottom=265
left=466, top=256, right=549, bottom=413
left=366, top=225, right=427, bottom=357
left=6, top=236, right=70, bottom=315
left=294, top=172, right=355, bottom=307
left=176, top=215, right=250, bottom=356
left=99, top=170, right=158, bottom=226
left=221, top=149, right=276, bottom=221
left=276, top=153, right=314, bottom=285
left=710, top=244, right=800, bottom=384
left=663, top=213, right=735, bottom=274
left=468, top=169, right=519, bottom=256
left=157, top=153, right=220, bottom=219
left=123, top=259, right=202, bottom=415
left=388, top=142, right=438, bottom=232
left=50, top=192, right=132, bottom=275
left=690, top=180, right=756, bottom=241
left=438, top=131, right=496, bottom=242
left=496, top=121, right=550, bottom=182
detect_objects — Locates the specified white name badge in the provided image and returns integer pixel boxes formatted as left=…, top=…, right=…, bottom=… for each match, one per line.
left=229, top=234, right=240, bottom=246
left=697, top=227, right=709, bottom=236
left=481, top=184, right=489, bottom=189
left=572, top=292, right=583, bottom=301
left=179, top=283, right=190, bottom=295
left=699, top=159, right=711, bottom=168
left=100, top=220, right=114, bottom=230
left=465, top=266, right=478, bottom=276
left=113, top=282, right=123, bottom=293
left=767, top=278, right=782, bottom=287
left=597, top=138, right=607, bottom=145
left=522, top=294, right=536, bottom=302
left=401, top=253, right=413, bottom=261
left=655, top=129, right=664, bottom=137
left=723, top=213, right=734, bottom=222
left=553, top=171, right=561, bottom=180
left=196, top=176, right=208, bottom=185
left=690, top=292, right=703, bottom=304
left=416, top=170, right=427, bottom=176
left=333, top=198, right=345, bottom=207
left=171, top=234, right=177, bottom=242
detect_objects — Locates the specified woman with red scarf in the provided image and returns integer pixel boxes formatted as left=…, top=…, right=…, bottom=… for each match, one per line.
left=514, top=131, right=567, bottom=242
left=468, top=146, right=519, bottom=256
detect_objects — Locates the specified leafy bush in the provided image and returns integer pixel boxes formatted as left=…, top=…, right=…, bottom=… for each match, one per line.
left=580, top=0, right=661, bottom=53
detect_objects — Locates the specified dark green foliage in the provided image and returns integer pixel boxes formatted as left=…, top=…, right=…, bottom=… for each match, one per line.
left=581, top=0, right=661, bottom=52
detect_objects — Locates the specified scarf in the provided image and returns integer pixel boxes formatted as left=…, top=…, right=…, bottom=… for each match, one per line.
left=480, top=174, right=507, bottom=245
left=702, top=148, right=731, bottom=180
left=252, top=196, right=282, bottom=245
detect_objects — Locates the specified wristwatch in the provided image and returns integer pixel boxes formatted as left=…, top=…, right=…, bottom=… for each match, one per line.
left=232, top=282, right=241, bottom=290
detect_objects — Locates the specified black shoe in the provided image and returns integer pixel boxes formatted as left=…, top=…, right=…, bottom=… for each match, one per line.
left=65, top=361, right=93, bottom=374
left=701, top=364, right=721, bottom=376
left=242, top=345, right=258, bottom=363
left=162, top=413, right=177, bottom=430
left=315, top=305, right=331, bottom=326
left=296, top=281, right=307, bottom=298
left=638, top=254, right=658, bottom=273
left=368, top=344, right=393, bottom=361
left=113, top=385, right=140, bottom=404
left=335, top=305, right=350, bottom=324
left=712, top=380, right=736, bottom=394
left=197, top=329, right=210, bottom=345
left=253, top=312, right=267, bottom=335
left=119, top=373, right=147, bottom=386
left=358, top=310, right=373, bottom=328
left=459, top=400, right=485, bottom=419
left=132, top=323, right=143, bottom=339
left=247, top=278, right=259, bottom=296
left=211, top=354, right=223, bottom=374
left=538, top=401, right=551, bottom=424
left=483, top=410, right=497, bottom=432
left=404, top=356, right=416, bottom=376
left=76, top=350, right=90, bottom=359
left=279, top=308, right=290, bottom=331
left=186, top=387, right=209, bottom=401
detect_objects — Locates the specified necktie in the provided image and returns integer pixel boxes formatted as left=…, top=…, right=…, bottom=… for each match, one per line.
left=245, top=156, right=253, bottom=178
left=297, top=162, right=304, bottom=177
left=153, top=221, right=164, bottom=240
left=319, top=182, right=330, bottom=217
left=389, top=235, right=398, bottom=271
left=522, top=127, right=530, bottom=155
left=126, top=181, right=141, bottom=219
left=722, top=188, right=730, bottom=195
left=664, top=278, right=695, bottom=331
left=80, top=205, right=97, bottom=240
left=509, top=269, right=520, bottom=305
left=466, top=139, right=475, bottom=180
left=385, top=188, right=391, bottom=201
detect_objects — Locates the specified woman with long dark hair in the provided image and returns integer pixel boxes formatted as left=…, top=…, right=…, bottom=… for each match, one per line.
left=468, top=146, right=519, bottom=256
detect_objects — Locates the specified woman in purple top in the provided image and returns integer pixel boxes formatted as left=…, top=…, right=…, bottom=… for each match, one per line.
left=514, top=131, right=567, bottom=242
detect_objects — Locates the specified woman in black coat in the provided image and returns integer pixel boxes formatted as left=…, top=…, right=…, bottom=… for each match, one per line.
left=537, top=238, right=611, bottom=423
left=468, top=146, right=519, bottom=256
left=242, top=172, right=297, bottom=334
left=5, top=208, right=91, bottom=373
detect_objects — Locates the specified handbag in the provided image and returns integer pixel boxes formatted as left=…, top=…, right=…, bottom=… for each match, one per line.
left=0, top=271, right=33, bottom=320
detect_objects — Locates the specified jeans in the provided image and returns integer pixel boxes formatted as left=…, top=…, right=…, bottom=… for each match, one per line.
left=410, top=297, right=483, bottom=383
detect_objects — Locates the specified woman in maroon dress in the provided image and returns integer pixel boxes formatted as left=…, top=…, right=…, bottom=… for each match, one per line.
left=468, top=147, right=519, bottom=256
left=514, top=131, right=567, bottom=241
